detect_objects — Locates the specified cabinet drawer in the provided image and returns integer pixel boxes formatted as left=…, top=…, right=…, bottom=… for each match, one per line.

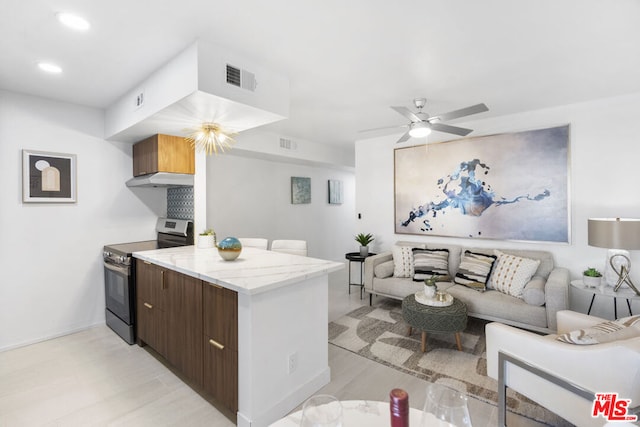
left=203, top=283, right=238, bottom=351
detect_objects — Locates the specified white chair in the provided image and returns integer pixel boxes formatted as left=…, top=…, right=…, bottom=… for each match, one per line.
left=270, top=240, right=307, bottom=256
left=486, top=310, right=640, bottom=427
left=238, top=238, right=269, bottom=250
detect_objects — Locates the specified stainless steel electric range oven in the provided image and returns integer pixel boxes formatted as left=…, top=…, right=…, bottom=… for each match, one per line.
left=103, top=218, right=193, bottom=344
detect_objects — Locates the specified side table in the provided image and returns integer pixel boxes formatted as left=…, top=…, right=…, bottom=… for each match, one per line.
left=345, top=252, right=376, bottom=299
left=570, top=279, right=640, bottom=319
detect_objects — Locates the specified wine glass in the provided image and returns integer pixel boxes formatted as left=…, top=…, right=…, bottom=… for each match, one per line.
left=300, top=394, right=343, bottom=427
left=420, top=383, right=473, bottom=427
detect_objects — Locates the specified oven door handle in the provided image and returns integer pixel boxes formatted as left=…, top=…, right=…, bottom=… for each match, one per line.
left=104, top=261, right=130, bottom=276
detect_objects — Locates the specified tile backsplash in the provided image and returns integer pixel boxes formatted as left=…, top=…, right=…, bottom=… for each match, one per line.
left=167, top=187, right=194, bottom=220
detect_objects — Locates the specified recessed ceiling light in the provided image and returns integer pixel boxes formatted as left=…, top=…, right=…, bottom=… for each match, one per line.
left=56, top=12, right=90, bottom=31
left=38, top=62, right=62, bottom=73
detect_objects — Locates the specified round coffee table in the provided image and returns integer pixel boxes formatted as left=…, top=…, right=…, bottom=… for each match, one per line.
left=401, top=294, right=468, bottom=353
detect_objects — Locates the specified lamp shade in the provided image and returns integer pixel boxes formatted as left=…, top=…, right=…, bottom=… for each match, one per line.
left=588, top=218, right=640, bottom=250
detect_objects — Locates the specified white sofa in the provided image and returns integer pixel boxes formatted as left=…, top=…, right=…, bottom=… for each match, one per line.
left=486, top=310, right=640, bottom=427
left=363, top=241, right=570, bottom=333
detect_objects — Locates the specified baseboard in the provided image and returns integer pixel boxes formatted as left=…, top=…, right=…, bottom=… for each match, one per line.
left=0, top=321, right=105, bottom=353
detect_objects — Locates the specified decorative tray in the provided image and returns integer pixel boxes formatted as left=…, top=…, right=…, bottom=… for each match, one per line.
left=415, top=290, right=453, bottom=307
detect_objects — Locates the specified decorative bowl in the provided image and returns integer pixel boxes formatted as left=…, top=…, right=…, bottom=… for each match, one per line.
left=217, top=237, right=242, bottom=261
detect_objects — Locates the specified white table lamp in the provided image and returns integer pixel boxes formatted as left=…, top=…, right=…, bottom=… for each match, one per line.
left=588, top=218, right=640, bottom=295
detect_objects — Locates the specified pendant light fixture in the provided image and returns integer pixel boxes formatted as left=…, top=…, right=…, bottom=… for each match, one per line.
left=185, top=123, right=236, bottom=155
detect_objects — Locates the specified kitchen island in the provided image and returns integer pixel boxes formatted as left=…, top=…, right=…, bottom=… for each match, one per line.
left=133, top=246, right=343, bottom=427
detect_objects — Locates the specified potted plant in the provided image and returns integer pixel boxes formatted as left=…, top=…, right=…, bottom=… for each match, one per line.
left=423, top=275, right=437, bottom=298
left=197, top=228, right=216, bottom=249
left=583, top=267, right=602, bottom=288
left=355, top=233, right=374, bottom=256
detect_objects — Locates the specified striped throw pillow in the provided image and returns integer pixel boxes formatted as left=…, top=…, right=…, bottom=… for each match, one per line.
left=412, top=248, right=450, bottom=282
left=454, top=250, right=497, bottom=292
left=556, top=315, right=640, bottom=345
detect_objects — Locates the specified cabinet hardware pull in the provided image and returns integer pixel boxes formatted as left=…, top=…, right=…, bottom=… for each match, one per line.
left=143, top=261, right=151, bottom=265
left=144, top=302, right=153, bottom=309
left=161, top=270, right=165, bottom=289
left=209, top=339, right=225, bottom=350
left=211, top=283, right=223, bottom=289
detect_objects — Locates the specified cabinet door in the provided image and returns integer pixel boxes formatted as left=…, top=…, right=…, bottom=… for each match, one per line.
left=136, top=260, right=166, bottom=355
left=164, top=270, right=203, bottom=385
left=204, top=342, right=238, bottom=412
left=203, top=284, right=238, bottom=351
left=132, top=136, right=158, bottom=176
left=203, top=283, right=238, bottom=412
left=157, top=135, right=195, bottom=174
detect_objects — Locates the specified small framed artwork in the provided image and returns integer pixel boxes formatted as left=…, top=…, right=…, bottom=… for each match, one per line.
left=22, top=149, right=77, bottom=203
left=328, top=179, right=343, bottom=204
left=291, top=177, right=311, bottom=204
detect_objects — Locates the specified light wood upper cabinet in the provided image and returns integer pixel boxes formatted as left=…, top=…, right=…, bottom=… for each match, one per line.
left=132, top=134, right=195, bottom=176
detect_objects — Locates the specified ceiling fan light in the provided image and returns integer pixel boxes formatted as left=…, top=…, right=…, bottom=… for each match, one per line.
left=408, top=122, right=431, bottom=138
left=56, top=12, right=91, bottom=31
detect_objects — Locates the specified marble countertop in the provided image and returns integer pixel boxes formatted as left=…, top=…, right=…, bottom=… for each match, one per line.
left=133, top=245, right=343, bottom=295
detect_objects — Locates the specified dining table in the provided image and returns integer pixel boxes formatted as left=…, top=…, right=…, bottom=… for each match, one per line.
left=268, top=399, right=451, bottom=426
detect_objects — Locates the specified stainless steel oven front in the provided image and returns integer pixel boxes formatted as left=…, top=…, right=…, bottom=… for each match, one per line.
left=103, top=254, right=136, bottom=343
left=103, top=218, right=193, bottom=345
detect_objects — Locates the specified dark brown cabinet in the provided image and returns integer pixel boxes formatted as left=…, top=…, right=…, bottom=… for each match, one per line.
left=135, top=259, right=238, bottom=413
left=203, top=284, right=238, bottom=412
left=164, top=269, right=203, bottom=385
left=136, top=260, right=167, bottom=357
left=132, top=134, right=195, bottom=177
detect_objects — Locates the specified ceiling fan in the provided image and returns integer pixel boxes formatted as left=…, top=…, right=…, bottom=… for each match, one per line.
left=362, top=98, right=489, bottom=143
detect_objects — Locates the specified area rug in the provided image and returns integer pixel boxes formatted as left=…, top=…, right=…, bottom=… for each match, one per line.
left=328, top=299, right=571, bottom=426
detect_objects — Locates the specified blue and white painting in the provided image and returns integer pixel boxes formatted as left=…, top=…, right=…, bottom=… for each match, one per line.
left=394, top=125, right=570, bottom=243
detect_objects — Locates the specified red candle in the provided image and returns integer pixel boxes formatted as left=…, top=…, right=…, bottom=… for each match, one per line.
left=390, top=388, right=409, bottom=427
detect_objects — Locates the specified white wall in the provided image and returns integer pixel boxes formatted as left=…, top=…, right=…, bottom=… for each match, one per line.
left=356, top=92, right=640, bottom=319
left=0, top=90, right=165, bottom=351
left=205, top=152, right=355, bottom=262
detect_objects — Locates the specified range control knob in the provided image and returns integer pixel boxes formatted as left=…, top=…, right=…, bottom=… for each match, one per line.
left=119, top=256, right=128, bottom=264
left=103, top=251, right=112, bottom=258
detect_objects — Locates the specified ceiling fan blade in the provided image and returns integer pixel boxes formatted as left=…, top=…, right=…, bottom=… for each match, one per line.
left=432, top=103, right=489, bottom=122
left=391, top=106, right=422, bottom=122
left=430, top=122, right=473, bottom=136
left=396, top=131, right=412, bottom=143
left=358, top=124, right=408, bottom=133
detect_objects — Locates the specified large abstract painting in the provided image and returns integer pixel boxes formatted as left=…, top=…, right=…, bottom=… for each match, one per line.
left=394, top=125, right=570, bottom=243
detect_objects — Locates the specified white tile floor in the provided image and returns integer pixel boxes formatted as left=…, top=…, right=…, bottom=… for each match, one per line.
left=0, top=266, right=554, bottom=426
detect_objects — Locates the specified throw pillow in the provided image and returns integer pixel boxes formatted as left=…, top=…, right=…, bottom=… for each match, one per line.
left=521, top=276, right=546, bottom=306
left=556, top=315, right=640, bottom=345
left=454, top=250, right=497, bottom=292
left=490, top=250, right=541, bottom=298
left=392, top=245, right=414, bottom=278
left=412, top=248, right=450, bottom=282
left=374, top=260, right=395, bottom=279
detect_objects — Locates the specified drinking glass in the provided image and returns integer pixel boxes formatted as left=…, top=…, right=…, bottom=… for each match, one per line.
left=420, top=383, right=473, bottom=427
left=300, top=394, right=343, bottom=427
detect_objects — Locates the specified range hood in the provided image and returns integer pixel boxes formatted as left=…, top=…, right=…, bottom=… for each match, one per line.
left=126, top=172, right=194, bottom=188
left=105, top=40, right=290, bottom=143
